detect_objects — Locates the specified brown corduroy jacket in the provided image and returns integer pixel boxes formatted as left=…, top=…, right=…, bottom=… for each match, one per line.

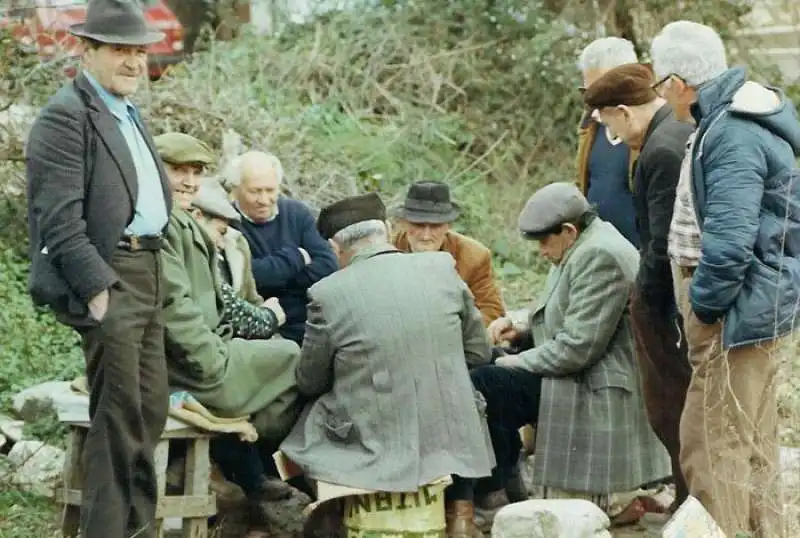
left=393, top=230, right=506, bottom=326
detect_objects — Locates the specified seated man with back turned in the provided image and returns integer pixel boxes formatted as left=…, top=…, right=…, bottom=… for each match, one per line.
left=280, top=193, right=495, bottom=538
left=154, top=133, right=301, bottom=529
left=225, top=151, right=338, bottom=345
left=393, top=181, right=506, bottom=326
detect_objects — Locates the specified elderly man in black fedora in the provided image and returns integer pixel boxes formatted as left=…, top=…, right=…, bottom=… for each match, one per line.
left=393, top=181, right=506, bottom=326
left=26, top=1, right=171, bottom=537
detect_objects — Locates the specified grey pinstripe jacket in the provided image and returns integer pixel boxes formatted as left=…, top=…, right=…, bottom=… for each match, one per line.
left=279, top=243, right=495, bottom=492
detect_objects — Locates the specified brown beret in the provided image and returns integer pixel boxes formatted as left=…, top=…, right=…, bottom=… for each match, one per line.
left=317, top=192, right=387, bottom=240
left=583, top=63, right=657, bottom=109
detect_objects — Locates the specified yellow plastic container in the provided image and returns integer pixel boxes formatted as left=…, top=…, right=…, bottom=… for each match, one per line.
left=343, top=482, right=447, bottom=537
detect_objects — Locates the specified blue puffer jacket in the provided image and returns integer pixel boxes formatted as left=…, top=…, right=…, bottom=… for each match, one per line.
left=690, top=67, right=800, bottom=349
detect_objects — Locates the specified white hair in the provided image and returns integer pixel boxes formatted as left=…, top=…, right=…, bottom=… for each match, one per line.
left=577, top=37, right=637, bottom=72
left=650, top=21, right=728, bottom=87
left=332, top=220, right=388, bottom=251
left=221, top=151, right=285, bottom=191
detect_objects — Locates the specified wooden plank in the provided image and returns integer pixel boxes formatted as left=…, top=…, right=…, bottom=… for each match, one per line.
left=182, top=438, right=212, bottom=537
left=57, top=489, right=216, bottom=519
left=63, top=420, right=212, bottom=437
left=59, top=428, right=85, bottom=538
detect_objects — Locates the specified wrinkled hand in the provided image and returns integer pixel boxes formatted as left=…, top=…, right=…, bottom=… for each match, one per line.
left=495, top=354, right=525, bottom=369
left=488, top=316, right=520, bottom=345
left=88, top=289, right=110, bottom=322
left=263, top=297, right=287, bottom=327
left=298, top=247, right=312, bottom=266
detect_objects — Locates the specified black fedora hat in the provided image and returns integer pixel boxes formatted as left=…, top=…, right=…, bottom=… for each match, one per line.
left=69, top=0, right=165, bottom=46
left=396, top=181, right=460, bottom=224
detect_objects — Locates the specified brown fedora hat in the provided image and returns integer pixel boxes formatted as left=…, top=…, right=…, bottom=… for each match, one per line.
left=69, top=0, right=165, bottom=46
left=396, top=181, right=460, bottom=224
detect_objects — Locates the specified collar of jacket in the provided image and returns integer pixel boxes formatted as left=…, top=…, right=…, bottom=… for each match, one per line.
left=555, top=216, right=600, bottom=268
left=691, top=66, right=746, bottom=124
left=348, top=242, right=400, bottom=266
left=640, top=103, right=673, bottom=148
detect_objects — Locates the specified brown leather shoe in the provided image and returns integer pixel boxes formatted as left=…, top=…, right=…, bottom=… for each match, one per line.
left=445, top=500, right=483, bottom=538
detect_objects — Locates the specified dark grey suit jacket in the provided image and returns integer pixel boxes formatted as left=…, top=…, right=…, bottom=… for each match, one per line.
left=25, top=73, right=172, bottom=326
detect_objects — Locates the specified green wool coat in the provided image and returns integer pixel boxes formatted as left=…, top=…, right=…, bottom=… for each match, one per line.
left=519, top=218, right=670, bottom=494
left=161, top=209, right=301, bottom=440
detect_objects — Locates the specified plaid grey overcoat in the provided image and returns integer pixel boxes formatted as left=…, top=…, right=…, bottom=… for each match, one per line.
left=519, top=218, right=670, bottom=494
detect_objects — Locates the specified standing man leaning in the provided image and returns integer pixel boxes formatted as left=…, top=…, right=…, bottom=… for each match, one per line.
left=652, top=21, right=800, bottom=537
left=25, top=1, right=171, bottom=537
left=224, top=151, right=338, bottom=345
left=575, top=37, right=640, bottom=247
left=583, top=63, right=694, bottom=513
left=393, top=181, right=506, bottom=326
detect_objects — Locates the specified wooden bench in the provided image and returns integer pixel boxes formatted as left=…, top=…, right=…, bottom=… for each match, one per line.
left=57, top=422, right=217, bottom=538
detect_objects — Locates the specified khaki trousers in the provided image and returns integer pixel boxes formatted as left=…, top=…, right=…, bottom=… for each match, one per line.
left=675, top=269, right=784, bottom=538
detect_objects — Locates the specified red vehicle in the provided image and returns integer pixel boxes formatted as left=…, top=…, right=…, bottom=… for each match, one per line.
left=1, top=0, right=185, bottom=79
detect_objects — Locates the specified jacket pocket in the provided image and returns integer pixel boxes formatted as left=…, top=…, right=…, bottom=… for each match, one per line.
left=322, top=407, right=357, bottom=444
left=586, top=368, right=633, bottom=393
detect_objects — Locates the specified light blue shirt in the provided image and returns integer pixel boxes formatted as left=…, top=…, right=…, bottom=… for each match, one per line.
left=84, top=73, right=168, bottom=236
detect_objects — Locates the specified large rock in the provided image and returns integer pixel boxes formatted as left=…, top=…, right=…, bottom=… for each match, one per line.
left=0, top=413, right=24, bottom=442
left=7, top=440, right=65, bottom=497
left=12, top=380, right=86, bottom=422
left=492, top=499, right=611, bottom=538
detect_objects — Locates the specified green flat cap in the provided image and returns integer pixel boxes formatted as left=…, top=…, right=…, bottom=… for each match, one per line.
left=154, top=132, right=214, bottom=166
left=518, top=182, right=590, bottom=234
left=192, top=180, right=240, bottom=223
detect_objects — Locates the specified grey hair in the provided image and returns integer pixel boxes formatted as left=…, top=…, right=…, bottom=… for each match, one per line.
left=221, top=151, right=285, bottom=191
left=577, top=37, right=638, bottom=72
left=650, top=21, right=728, bottom=87
left=332, top=220, right=388, bottom=251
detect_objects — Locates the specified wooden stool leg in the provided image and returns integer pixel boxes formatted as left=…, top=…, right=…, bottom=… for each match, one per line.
left=182, top=438, right=211, bottom=538
left=153, top=439, right=170, bottom=538
left=60, top=428, right=85, bottom=538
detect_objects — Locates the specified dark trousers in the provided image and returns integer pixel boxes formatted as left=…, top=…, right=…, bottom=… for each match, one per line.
left=470, top=364, right=542, bottom=492
left=78, top=249, right=169, bottom=538
left=211, top=435, right=266, bottom=496
left=629, top=290, right=692, bottom=508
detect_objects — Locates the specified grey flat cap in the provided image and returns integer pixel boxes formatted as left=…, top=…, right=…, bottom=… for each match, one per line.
left=192, top=180, right=240, bottom=223
left=518, top=182, right=590, bottom=234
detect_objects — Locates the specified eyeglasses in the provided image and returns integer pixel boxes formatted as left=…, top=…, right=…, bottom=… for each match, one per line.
left=652, top=73, right=687, bottom=95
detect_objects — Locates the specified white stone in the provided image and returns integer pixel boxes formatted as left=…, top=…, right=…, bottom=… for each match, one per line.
left=0, top=434, right=5, bottom=451
left=0, top=413, right=24, bottom=442
left=491, top=499, right=611, bottom=538
left=13, top=380, right=85, bottom=422
left=7, top=440, right=65, bottom=498
left=779, top=446, right=800, bottom=489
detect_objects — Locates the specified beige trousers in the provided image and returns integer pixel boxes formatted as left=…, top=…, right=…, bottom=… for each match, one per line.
left=675, top=269, right=785, bottom=538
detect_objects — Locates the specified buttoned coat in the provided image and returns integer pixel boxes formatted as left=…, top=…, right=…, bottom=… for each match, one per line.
left=517, top=218, right=670, bottom=493
left=26, top=73, right=171, bottom=326
left=221, top=228, right=263, bottom=305
left=161, top=209, right=300, bottom=439
left=280, top=244, right=496, bottom=492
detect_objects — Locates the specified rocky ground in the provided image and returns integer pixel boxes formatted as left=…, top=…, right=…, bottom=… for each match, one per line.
left=4, top=380, right=800, bottom=537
